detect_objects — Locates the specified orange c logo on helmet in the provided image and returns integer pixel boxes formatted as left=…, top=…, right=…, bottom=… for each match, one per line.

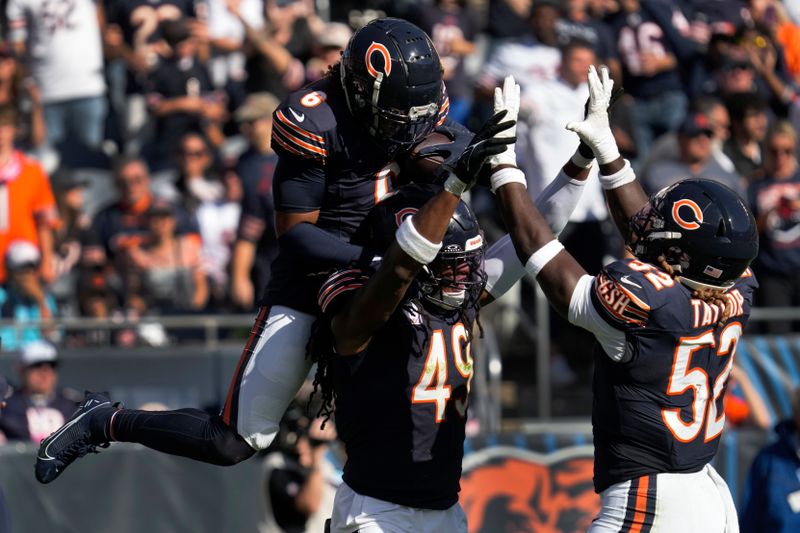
left=672, top=199, right=704, bottom=230
left=365, top=42, right=392, bottom=79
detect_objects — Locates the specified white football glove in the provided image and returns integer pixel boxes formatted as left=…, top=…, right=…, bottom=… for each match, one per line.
left=487, top=75, right=520, bottom=168
left=565, top=65, right=620, bottom=165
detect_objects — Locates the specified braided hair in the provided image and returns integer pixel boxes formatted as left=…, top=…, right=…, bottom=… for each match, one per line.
left=656, top=255, right=735, bottom=326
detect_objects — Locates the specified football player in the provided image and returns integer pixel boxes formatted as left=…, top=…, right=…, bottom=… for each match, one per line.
left=492, top=67, right=758, bottom=532
left=307, top=77, right=608, bottom=532
left=33, top=67, right=597, bottom=485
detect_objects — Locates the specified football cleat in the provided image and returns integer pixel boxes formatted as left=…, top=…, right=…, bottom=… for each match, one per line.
left=35, top=391, right=120, bottom=484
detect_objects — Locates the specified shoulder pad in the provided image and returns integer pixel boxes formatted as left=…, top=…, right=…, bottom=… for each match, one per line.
left=318, top=268, right=371, bottom=314
left=271, top=86, right=335, bottom=162
left=592, top=259, right=663, bottom=328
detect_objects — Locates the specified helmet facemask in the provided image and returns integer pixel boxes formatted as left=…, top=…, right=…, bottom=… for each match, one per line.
left=342, top=69, right=441, bottom=157
left=419, top=248, right=486, bottom=311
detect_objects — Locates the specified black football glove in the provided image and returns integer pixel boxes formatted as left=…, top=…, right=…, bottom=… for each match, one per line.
left=419, top=110, right=515, bottom=193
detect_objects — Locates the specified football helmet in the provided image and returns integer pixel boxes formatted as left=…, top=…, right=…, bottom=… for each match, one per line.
left=353, top=183, right=486, bottom=310
left=340, top=18, right=445, bottom=156
left=627, top=179, right=758, bottom=289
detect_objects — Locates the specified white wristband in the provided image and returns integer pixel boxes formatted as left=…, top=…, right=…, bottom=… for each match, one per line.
left=570, top=147, right=594, bottom=169
left=599, top=159, right=636, bottom=190
left=490, top=167, right=527, bottom=193
left=524, top=239, right=565, bottom=278
left=443, top=171, right=468, bottom=196
left=395, top=217, right=442, bottom=264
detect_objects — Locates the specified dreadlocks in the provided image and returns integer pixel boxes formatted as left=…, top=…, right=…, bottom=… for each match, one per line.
left=657, top=255, right=735, bottom=326
left=307, top=315, right=337, bottom=428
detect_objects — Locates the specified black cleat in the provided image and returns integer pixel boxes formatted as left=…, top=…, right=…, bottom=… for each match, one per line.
left=35, top=391, right=120, bottom=484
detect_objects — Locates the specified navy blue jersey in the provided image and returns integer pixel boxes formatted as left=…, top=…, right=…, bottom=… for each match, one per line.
left=589, top=258, right=758, bottom=492
left=318, top=268, right=476, bottom=510
left=263, top=75, right=450, bottom=313
left=606, top=0, right=696, bottom=98
left=748, top=171, right=800, bottom=275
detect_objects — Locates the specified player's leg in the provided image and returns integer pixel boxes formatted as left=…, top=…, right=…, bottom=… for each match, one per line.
left=588, top=475, right=657, bottom=533
left=36, top=305, right=315, bottom=483
left=112, top=304, right=315, bottom=454
left=329, top=483, right=415, bottom=533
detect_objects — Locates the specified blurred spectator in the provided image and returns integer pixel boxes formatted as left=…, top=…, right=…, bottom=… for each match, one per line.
left=230, top=93, right=279, bottom=310
left=724, top=364, right=772, bottom=430
left=642, top=96, right=736, bottom=178
left=229, top=0, right=318, bottom=102
left=49, top=168, right=91, bottom=315
left=261, top=405, right=338, bottom=533
left=413, top=0, right=478, bottom=125
left=7, top=0, right=107, bottom=164
left=82, top=157, right=200, bottom=288
left=481, top=1, right=562, bottom=95
left=173, top=131, right=241, bottom=306
left=205, top=0, right=265, bottom=93
left=740, top=387, right=800, bottom=533
left=487, top=0, right=533, bottom=39
left=0, top=340, right=76, bottom=443
left=0, top=104, right=57, bottom=285
left=144, top=18, right=226, bottom=171
left=518, top=40, right=608, bottom=227
left=606, top=0, right=696, bottom=157
left=643, top=111, right=744, bottom=195
left=0, top=42, right=44, bottom=151
left=121, top=198, right=208, bottom=314
left=724, top=91, right=768, bottom=178
left=747, top=120, right=800, bottom=333
left=736, top=25, right=794, bottom=112
left=305, top=23, right=351, bottom=83
left=0, top=241, right=57, bottom=351
left=746, top=0, right=800, bottom=80
left=559, top=0, right=621, bottom=79
left=104, top=0, right=198, bottom=155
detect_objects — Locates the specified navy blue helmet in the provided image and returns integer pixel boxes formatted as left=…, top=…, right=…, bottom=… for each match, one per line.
left=627, top=179, right=759, bottom=289
left=340, top=18, right=445, bottom=156
left=353, top=183, right=486, bottom=309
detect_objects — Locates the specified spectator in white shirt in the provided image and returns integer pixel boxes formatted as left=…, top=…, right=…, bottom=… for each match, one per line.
left=7, top=0, right=107, bottom=163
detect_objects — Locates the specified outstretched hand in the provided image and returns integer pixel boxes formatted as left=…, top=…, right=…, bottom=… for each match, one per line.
left=566, top=65, right=621, bottom=165
left=487, top=75, right=520, bottom=169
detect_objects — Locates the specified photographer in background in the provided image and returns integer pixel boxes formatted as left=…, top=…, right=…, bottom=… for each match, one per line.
left=261, top=404, right=338, bottom=533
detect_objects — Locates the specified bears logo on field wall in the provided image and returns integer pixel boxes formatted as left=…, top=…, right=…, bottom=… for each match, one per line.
left=460, top=446, right=598, bottom=533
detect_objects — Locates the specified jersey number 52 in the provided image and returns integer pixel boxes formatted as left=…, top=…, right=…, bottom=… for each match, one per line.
left=662, top=322, right=742, bottom=443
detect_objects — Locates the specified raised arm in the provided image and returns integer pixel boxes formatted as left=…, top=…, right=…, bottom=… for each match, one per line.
left=331, top=113, right=515, bottom=355
left=565, top=66, right=649, bottom=238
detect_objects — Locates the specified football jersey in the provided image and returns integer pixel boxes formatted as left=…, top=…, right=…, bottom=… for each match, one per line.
left=264, top=75, right=450, bottom=314
left=579, top=258, right=758, bottom=492
left=606, top=1, right=695, bottom=98
left=318, top=268, right=476, bottom=510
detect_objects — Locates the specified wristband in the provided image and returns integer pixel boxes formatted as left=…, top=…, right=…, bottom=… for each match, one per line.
left=395, top=217, right=442, bottom=264
left=443, top=171, right=468, bottom=196
left=490, top=167, right=527, bottom=193
left=599, top=159, right=636, bottom=190
left=524, top=239, right=565, bottom=278
left=570, top=146, right=594, bottom=169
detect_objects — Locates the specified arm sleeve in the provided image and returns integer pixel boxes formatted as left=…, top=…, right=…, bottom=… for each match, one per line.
left=272, top=156, right=326, bottom=212
left=318, top=267, right=371, bottom=315
left=483, top=169, right=588, bottom=298
left=279, top=223, right=374, bottom=270
left=568, top=274, right=629, bottom=362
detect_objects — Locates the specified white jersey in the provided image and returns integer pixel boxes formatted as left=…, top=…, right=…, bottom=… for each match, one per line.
left=8, top=0, right=106, bottom=103
left=518, top=77, right=607, bottom=223
left=205, top=0, right=264, bottom=85
left=481, top=38, right=561, bottom=92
